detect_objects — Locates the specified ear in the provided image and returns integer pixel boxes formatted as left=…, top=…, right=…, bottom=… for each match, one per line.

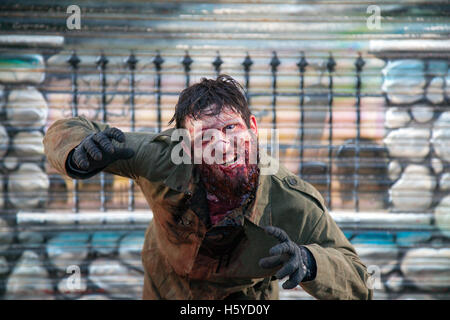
left=249, top=114, right=258, bottom=136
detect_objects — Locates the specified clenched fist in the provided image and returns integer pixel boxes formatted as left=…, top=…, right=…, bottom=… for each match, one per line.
left=69, top=127, right=135, bottom=172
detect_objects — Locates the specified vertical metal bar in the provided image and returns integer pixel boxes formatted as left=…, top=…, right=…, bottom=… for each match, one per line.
left=242, top=52, right=253, bottom=110
left=67, top=51, right=81, bottom=213
left=270, top=51, right=280, bottom=130
left=153, top=51, right=164, bottom=133
left=297, top=52, right=308, bottom=178
left=126, top=51, right=138, bottom=211
left=354, top=53, right=365, bottom=213
left=96, top=52, right=109, bottom=212
left=212, top=51, right=223, bottom=78
left=326, top=53, right=336, bottom=210
left=182, top=50, right=193, bottom=88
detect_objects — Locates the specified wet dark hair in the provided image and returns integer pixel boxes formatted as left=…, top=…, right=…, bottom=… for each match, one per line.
left=169, top=74, right=251, bottom=128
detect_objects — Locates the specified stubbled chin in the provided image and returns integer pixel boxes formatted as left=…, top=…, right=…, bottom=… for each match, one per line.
left=200, top=161, right=260, bottom=225
left=216, top=162, right=244, bottom=172
left=199, top=162, right=258, bottom=197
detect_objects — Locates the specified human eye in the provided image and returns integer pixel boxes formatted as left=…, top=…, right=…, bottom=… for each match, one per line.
left=224, top=124, right=236, bottom=131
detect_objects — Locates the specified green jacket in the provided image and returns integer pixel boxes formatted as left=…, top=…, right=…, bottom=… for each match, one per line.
left=43, top=116, right=373, bottom=300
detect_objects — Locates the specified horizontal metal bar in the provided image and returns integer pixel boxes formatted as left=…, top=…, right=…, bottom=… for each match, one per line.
left=331, top=212, right=434, bottom=231
left=16, top=210, right=435, bottom=231
left=17, top=210, right=152, bottom=226
left=0, top=34, right=64, bottom=47
left=277, top=144, right=386, bottom=151
left=41, top=89, right=385, bottom=98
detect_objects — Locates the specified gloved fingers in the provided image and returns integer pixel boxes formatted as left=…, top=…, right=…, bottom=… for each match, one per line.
left=259, top=255, right=283, bottom=269
left=73, top=144, right=91, bottom=170
left=84, top=137, right=104, bottom=161
left=282, top=268, right=304, bottom=290
left=103, top=127, right=126, bottom=143
left=269, top=241, right=296, bottom=256
left=275, top=260, right=298, bottom=280
left=264, top=226, right=290, bottom=243
left=93, top=132, right=115, bottom=155
left=113, top=147, right=135, bottom=160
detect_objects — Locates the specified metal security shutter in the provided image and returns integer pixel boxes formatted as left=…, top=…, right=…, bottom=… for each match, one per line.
left=0, top=0, right=449, bottom=299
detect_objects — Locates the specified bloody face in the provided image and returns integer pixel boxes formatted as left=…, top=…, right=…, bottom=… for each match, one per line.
left=184, top=107, right=260, bottom=225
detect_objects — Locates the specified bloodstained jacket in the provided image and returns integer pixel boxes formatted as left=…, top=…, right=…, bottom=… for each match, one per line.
left=43, top=116, right=373, bottom=300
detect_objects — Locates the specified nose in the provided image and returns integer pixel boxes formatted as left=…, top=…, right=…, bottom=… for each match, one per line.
left=214, top=138, right=231, bottom=157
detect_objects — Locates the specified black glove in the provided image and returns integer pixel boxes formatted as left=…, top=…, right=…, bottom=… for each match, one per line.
left=259, top=226, right=317, bottom=289
left=68, top=127, right=135, bottom=173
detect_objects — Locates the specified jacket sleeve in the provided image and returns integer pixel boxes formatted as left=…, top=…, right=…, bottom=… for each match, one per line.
left=300, top=208, right=373, bottom=300
left=43, top=115, right=164, bottom=180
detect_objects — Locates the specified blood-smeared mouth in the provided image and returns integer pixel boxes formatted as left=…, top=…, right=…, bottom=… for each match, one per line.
left=217, top=154, right=241, bottom=168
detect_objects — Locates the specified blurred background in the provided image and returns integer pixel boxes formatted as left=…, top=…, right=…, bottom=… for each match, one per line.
left=0, top=0, right=449, bottom=300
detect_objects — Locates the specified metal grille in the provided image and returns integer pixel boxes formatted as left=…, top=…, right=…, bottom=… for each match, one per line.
left=47, top=49, right=389, bottom=214
left=1, top=0, right=448, bottom=301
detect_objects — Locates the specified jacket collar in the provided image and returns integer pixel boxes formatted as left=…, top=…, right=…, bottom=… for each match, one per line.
left=150, top=128, right=197, bottom=193
left=164, top=162, right=195, bottom=193
left=162, top=142, right=200, bottom=194
left=245, top=151, right=273, bottom=226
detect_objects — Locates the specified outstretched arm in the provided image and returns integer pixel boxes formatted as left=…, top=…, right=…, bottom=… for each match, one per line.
left=43, top=115, right=162, bottom=180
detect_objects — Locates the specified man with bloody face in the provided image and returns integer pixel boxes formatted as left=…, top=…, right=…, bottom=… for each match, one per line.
left=44, top=75, right=372, bottom=300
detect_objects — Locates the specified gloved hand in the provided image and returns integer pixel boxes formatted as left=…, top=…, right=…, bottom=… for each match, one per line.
left=69, top=127, right=135, bottom=172
left=259, top=226, right=317, bottom=289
